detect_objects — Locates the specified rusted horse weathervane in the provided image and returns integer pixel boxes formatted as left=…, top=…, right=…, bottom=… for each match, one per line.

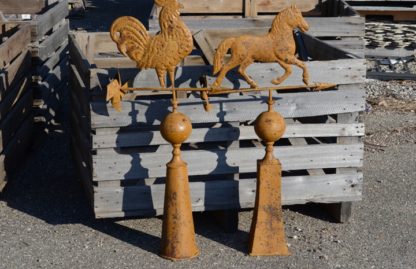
left=107, top=1, right=335, bottom=260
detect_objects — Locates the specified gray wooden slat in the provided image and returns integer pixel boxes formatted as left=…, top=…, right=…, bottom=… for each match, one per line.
left=31, top=0, right=68, bottom=42
left=0, top=50, right=31, bottom=97
left=0, top=88, right=33, bottom=152
left=93, top=173, right=363, bottom=217
left=36, top=40, right=68, bottom=80
left=31, top=20, right=69, bottom=61
left=0, top=0, right=45, bottom=14
left=92, top=143, right=363, bottom=181
left=91, top=86, right=366, bottom=128
left=149, top=17, right=365, bottom=38
left=69, top=34, right=91, bottom=89
left=2, top=113, right=33, bottom=173
left=93, top=123, right=365, bottom=149
left=0, top=24, right=31, bottom=69
left=129, top=59, right=365, bottom=89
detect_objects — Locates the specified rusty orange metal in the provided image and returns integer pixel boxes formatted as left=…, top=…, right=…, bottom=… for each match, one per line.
left=159, top=111, right=199, bottom=260
left=249, top=90, right=290, bottom=256
left=212, top=5, right=310, bottom=89
left=110, top=0, right=193, bottom=111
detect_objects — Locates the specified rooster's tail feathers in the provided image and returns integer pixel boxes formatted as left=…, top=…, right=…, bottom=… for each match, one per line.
left=110, top=16, right=150, bottom=61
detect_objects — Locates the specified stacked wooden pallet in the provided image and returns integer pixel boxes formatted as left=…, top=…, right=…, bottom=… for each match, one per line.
left=69, top=31, right=365, bottom=221
left=150, top=0, right=365, bottom=58
left=151, top=0, right=356, bottom=18
left=3, top=0, right=69, bottom=132
left=0, top=23, right=34, bottom=191
left=347, top=0, right=416, bottom=21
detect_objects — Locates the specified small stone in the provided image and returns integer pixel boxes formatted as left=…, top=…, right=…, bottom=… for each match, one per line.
left=319, top=255, right=328, bottom=260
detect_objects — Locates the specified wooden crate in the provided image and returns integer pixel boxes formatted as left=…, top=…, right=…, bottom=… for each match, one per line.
left=69, top=31, right=365, bottom=220
left=4, top=0, right=69, bottom=130
left=0, top=24, right=34, bottom=191
left=0, top=0, right=46, bottom=14
left=151, top=0, right=357, bottom=18
left=347, top=0, right=416, bottom=21
left=150, top=0, right=365, bottom=58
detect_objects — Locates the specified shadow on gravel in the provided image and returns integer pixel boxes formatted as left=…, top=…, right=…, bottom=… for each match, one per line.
left=285, top=204, right=336, bottom=224
left=1, top=129, right=160, bottom=255
left=194, top=213, right=248, bottom=254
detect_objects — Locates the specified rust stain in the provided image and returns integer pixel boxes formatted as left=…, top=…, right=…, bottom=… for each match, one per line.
left=212, top=5, right=310, bottom=89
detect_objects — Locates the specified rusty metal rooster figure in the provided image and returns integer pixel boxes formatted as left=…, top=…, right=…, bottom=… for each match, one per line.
left=109, top=0, right=198, bottom=261
left=110, top=0, right=193, bottom=109
left=212, top=5, right=310, bottom=89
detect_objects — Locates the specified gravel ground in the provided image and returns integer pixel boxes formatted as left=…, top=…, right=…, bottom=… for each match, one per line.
left=366, top=79, right=416, bottom=101
left=0, top=106, right=415, bottom=269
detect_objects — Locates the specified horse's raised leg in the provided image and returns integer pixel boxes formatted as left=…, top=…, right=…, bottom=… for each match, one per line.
left=238, top=58, right=257, bottom=88
left=272, top=60, right=292, bottom=85
left=213, top=57, right=241, bottom=89
left=285, top=55, right=310, bottom=85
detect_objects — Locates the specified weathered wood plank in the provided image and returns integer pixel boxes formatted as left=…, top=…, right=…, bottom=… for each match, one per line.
left=91, top=86, right=366, bottom=128
left=0, top=24, right=31, bottom=69
left=0, top=75, right=30, bottom=121
left=31, top=20, right=69, bottom=61
left=0, top=50, right=31, bottom=98
left=0, top=89, right=33, bottom=152
left=151, top=0, right=320, bottom=16
left=2, top=113, right=33, bottom=173
left=93, top=173, right=363, bottom=217
left=31, top=0, right=68, bottom=42
left=36, top=40, right=68, bottom=80
left=149, top=17, right=365, bottom=38
left=70, top=133, right=94, bottom=206
left=87, top=58, right=364, bottom=98
left=93, top=143, right=363, bottom=181
left=0, top=155, right=6, bottom=192
left=0, top=0, right=45, bottom=14
left=93, top=123, right=364, bottom=149
left=69, top=34, right=91, bottom=88
left=204, top=59, right=365, bottom=87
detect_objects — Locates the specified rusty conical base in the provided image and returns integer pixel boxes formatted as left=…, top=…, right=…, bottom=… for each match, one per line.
left=249, top=107, right=290, bottom=256
left=160, top=158, right=199, bottom=260
left=159, top=111, right=199, bottom=260
left=248, top=158, right=290, bottom=256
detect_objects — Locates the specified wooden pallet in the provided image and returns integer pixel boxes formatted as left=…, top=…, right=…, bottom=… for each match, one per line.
left=347, top=0, right=416, bottom=21
left=151, top=0, right=358, bottom=18
left=4, top=0, right=69, bottom=131
left=69, top=31, right=365, bottom=221
left=0, top=24, right=34, bottom=191
left=150, top=0, right=365, bottom=58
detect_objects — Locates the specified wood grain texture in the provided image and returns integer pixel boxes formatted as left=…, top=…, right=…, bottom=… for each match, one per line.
left=31, top=20, right=69, bottom=61
left=0, top=0, right=45, bottom=14
left=93, top=143, right=363, bottom=181
left=90, top=86, right=365, bottom=128
left=149, top=17, right=365, bottom=38
left=93, top=173, right=363, bottom=217
left=0, top=24, right=31, bottom=69
left=93, top=123, right=364, bottom=149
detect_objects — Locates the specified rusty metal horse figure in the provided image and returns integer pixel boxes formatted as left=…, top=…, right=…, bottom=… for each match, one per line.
left=212, top=5, right=310, bottom=89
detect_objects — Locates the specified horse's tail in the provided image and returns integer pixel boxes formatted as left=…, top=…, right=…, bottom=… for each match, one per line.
left=213, top=38, right=235, bottom=75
